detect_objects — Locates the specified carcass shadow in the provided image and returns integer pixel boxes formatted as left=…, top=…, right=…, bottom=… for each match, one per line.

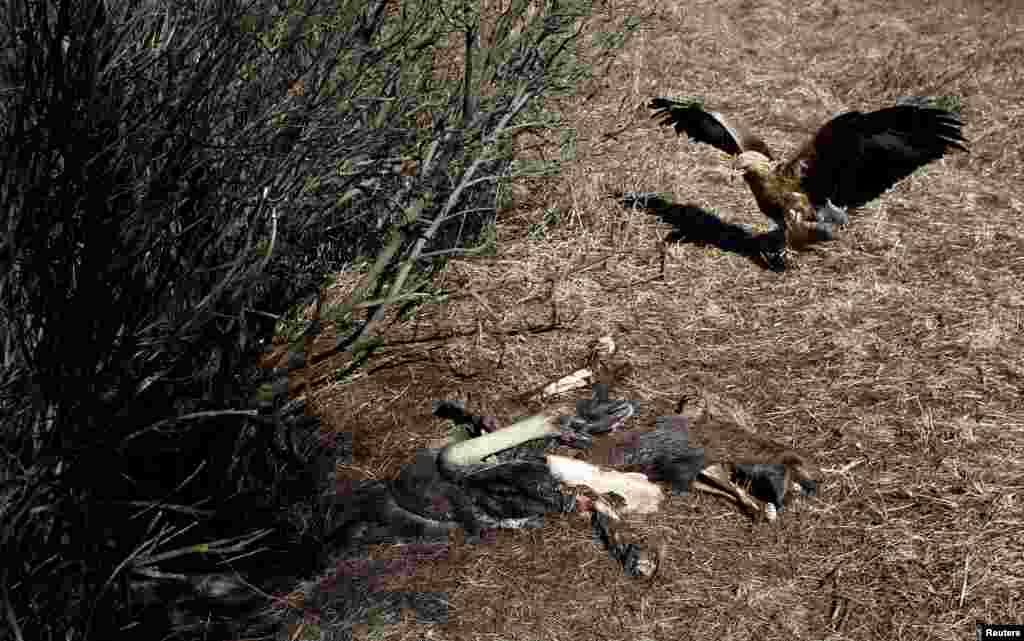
left=616, top=192, right=787, bottom=272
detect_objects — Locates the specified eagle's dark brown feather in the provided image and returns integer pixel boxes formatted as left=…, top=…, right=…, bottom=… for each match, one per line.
left=649, top=98, right=774, bottom=159
left=784, top=106, right=968, bottom=209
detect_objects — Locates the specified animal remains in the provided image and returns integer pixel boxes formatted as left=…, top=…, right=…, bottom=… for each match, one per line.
left=326, top=393, right=667, bottom=578
left=327, top=385, right=821, bottom=580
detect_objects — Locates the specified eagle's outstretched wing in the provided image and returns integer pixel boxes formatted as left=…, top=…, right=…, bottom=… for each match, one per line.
left=788, top=105, right=968, bottom=209
left=649, top=97, right=774, bottom=159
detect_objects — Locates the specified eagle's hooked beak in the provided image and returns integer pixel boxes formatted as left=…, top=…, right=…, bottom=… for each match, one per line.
left=733, top=151, right=773, bottom=181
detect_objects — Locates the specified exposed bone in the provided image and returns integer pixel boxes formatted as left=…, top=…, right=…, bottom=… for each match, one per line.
left=571, top=485, right=662, bottom=580
left=566, top=485, right=622, bottom=521
left=440, top=414, right=561, bottom=466
left=517, top=335, right=619, bottom=402
left=592, top=335, right=617, bottom=358
left=690, top=479, right=742, bottom=502
left=540, top=369, right=593, bottom=398
left=695, top=463, right=775, bottom=521
left=547, top=455, right=664, bottom=515
left=438, top=411, right=663, bottom=517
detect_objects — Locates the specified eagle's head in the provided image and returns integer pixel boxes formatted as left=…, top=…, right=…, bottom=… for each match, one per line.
left=734, top=150, right=774, bottom=176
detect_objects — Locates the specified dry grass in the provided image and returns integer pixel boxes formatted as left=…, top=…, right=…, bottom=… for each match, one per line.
left=279, top=0, right=1024, bottom=639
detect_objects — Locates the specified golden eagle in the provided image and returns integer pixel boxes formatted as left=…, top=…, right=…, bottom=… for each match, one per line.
left=649, top=97, right=968, bottom=251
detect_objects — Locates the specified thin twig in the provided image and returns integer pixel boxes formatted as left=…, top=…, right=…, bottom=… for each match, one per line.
left=122, top=409, right=259, bottom=446
left=958, top=552, right=969, bottom=608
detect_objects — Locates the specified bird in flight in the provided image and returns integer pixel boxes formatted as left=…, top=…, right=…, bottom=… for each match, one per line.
left=648, top=97, right=967, bottom=256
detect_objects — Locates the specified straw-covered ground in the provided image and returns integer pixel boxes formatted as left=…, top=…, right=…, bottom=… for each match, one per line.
left=277, top=0, right=1024, bottom=638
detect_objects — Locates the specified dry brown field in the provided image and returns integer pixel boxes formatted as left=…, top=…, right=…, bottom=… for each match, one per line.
left=285, top=1, right=1024, bottom=639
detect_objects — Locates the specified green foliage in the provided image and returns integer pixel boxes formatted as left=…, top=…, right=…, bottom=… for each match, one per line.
left=929, top=95, right=962, bottom=115
left=276, top=298, right=318, bottom=344
left=528, top=206, right=565, bottom=239
left=331, top=336, right=383, bottom=383
left=475, top=217, right=499, bottom=255
left=593, top=14, right=642, bottom=50
left=894, top=95, right=963, bottom=116
left=297, top=622, right=323, bottom=640
left=365, top=606, right=389, bottom=638
left=560, top=127, right=578, bottom=162
left=670, top=95, right=706, bottom=109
